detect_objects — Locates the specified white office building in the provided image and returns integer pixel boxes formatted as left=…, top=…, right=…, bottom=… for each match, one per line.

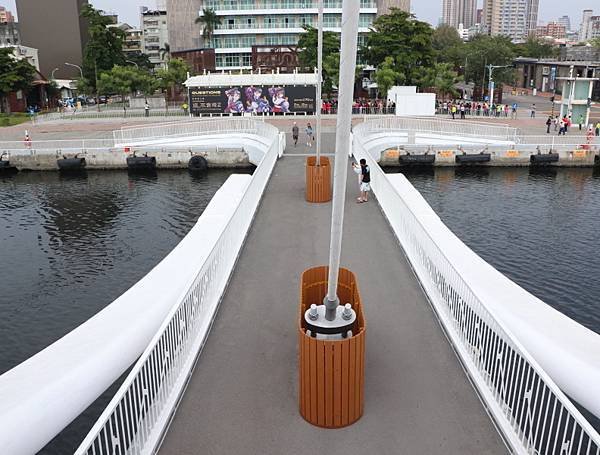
left=198, top=0, right=379, bottom=70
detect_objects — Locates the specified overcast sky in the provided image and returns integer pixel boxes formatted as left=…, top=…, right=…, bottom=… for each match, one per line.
left=1, top=0, right=598, bottom=28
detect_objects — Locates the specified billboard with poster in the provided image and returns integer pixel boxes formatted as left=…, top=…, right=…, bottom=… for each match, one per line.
left=189, top=85, right=316, bottom=115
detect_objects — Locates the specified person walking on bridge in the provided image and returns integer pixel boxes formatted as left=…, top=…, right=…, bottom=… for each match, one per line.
left=353, top=158, right=371, bottom=203
left=305, top=122, right=314, bottom=147
left=292, top=122, right=299, bottom=147
left=546, top=116, right=552, bottom=134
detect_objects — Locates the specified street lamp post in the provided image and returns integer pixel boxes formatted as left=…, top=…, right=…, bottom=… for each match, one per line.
left=315, top=0, right=323, bottom=166
left=51, top=68, right=59, bottom=80
left=487, top=64, right=512, bottom=104
left=64, top=62, right=83, bottom=79
left=125, top=60, right=139, bottom=69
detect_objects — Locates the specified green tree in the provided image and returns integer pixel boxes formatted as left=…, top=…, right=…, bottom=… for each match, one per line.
left=431, top=24, right=465, bottom=68
left=589, top=37, right=600, bottom=49
left=362, top=9, right=434, bottom=87
left=515, top=37, right=558, bottom=59
left=374, top=56, right=402, bottom=98
left=0, top=48, right=36, bottom=113
left=125, top=52, right=154, bottom=71
left=155, top=58, right=190, bottom=110
left=463, top=35, right=516, bottom=90
left=297, top=26, right=341, bottom=95
left=420, top=63, right=460, bottom=100
left=80, top=4, right=125, bottom=91
left=97, top=65, right=140, bottom=113
left=195, top=8, right=222, bottom=44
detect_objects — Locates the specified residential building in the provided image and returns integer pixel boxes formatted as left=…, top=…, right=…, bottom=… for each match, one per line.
left=0, top=6, right=14, bottom=23
left=0, top=43, right=39, bottom=70
left=15, top=0, right=88, bottom=78
left=476, top=8, right=483, bottom=24
left=580, top=10, right=593, bottom=42
left=590, top=16, right=600, bottom=40
left=0, top=21, right=20, bottom=45
left=197, top=0, right=378, bottom=71
left=557, top=15, right=570, bottom=32
left=442, top=0, right=477, bottom=29
left=166, top=0, right=202, bottom=52
left=482, top=0, right=539, bottom=42
left=535, top=22, right=566, bottom=40
left=123, top=26, right=143, bottom=57
left=141, top=7, right=169, bottom=67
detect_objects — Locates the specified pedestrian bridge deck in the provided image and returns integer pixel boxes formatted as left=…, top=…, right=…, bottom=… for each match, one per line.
left=159, top=135, right=507, bottom=454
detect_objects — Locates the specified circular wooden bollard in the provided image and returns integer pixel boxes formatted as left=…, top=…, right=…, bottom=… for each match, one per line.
left=305, top=156, right=332, bottom=203
left=298, top=266, right=365, bottom=428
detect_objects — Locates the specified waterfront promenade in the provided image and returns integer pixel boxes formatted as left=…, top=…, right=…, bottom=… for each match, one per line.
left=158, top=134, right=507, bottom=454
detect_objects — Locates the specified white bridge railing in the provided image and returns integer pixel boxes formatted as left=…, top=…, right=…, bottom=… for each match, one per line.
left=365, top=116, right=520, bottom=142
left=114, top=117, right=275, bottom=145
left=74, top=123, right=281, bottom=455
left=353, top=121, right=600, bottom=455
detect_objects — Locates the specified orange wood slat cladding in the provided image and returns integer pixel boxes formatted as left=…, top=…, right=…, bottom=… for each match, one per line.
left=298, top=266, right=366, bottom=428
left=305, top=157, right=332, bottom=203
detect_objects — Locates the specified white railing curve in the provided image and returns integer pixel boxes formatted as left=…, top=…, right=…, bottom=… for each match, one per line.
left=74, top=121, right=281, bottom=455
left=352, top=121, right=600, bottom=455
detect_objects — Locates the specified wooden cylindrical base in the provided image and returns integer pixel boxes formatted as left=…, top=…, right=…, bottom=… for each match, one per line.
left=305, top=156, right=332, bottom=203
left=298, top=266, right=365, bottom=428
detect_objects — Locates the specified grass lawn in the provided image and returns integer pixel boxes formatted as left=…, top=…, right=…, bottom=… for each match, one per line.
left=0, top=113, right=32, bottom=127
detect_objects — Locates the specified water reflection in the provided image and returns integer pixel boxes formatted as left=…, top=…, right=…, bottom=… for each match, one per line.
left=402, top=167, right=600, bottom=335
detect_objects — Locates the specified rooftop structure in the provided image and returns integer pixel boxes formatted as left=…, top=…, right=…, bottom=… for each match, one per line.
left=0, top=43, right=39, bottom=70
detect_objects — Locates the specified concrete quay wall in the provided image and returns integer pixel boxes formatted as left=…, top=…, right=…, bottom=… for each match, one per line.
left=6, top=148, right=251, bottom=171
left=379, top=148, right=599, bottom=167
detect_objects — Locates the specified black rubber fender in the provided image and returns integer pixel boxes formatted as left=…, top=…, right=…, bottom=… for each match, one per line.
left=188, top=155, right=208, bottom=172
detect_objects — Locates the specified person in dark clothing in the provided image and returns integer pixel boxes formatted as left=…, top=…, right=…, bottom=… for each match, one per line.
left=292, top=122, right=299, bottom=147
left=353, top=158, right=371, bottom=203
left=546, top=116, right=552, bottom=134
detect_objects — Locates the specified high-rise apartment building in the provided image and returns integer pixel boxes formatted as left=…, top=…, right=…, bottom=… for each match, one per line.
left=590, top=16, right=600, bottom=40
left=191, top=0, right=377, bottom=70
left=580, top=10, right=593, bottom=41
left=0, top=6, right=15, bottom=23
left=16, top=0, right=89, bottom=78
left=141, top=7, right=169, bottom=67
left=0, top=22, right=20, bottom=45
left=442, top=0, right=477, bottom=29
left=482, top=0, right=539, bottom=42
left=557, top=15, right=570, bottom=32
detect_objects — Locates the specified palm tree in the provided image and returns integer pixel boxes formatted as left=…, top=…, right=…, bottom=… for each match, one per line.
left=159, top=43, right=171, bottom=63
left=195, top=8, right=222, bottom=46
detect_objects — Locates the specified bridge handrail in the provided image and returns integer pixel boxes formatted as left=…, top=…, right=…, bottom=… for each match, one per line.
left=363, top=116, right=520, bottom=141
left=113, top=117, right=277, bottom=145
left=353, top=122, right=600, bottom=454
left=74, top=126, right=282, bottom=455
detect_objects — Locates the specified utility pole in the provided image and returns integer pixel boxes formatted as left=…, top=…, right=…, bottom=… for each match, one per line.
left=487, top=64, right=512, bottom=104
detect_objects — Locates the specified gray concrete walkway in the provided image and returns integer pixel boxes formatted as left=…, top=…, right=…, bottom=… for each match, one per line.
left=159, top=134, right=508, bottom=455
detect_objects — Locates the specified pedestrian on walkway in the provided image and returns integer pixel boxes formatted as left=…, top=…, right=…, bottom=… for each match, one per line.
left=558, top=118, right=566, bottom=136
left=546, top=116, right=552, bottom=134
left=353, top=158, right=371, bottom=203
left=292, top=122, right=299, bottom=147
left=578, top=114, right=585, bottom=131
left=305, top=122, right=314, bottom=147
left=596, top=121, right=600, bottom=137
left=530, top=104, right=536, bottom=118
left=144, top=102, right=150, bottom=117
left=451, top=104, right=457, bottom=120
left=460, top=103, right=466, bottom=119
left=552, top=115, right=558, bottom=131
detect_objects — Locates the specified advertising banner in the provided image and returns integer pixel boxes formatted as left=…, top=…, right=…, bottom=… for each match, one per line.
left=189, top=85, right=316, bottom=115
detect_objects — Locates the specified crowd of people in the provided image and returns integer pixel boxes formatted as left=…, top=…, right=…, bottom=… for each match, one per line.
left=545, top=114, right=600, bottom=137
left=437, top=100, right=521, bottom=119
left=317, top=99, right=396, bottom=115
